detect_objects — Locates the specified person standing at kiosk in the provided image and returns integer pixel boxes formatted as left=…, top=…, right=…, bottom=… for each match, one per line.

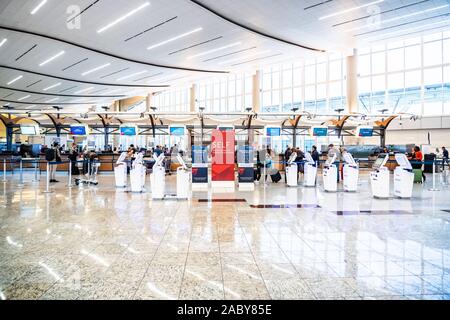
left=46, top=141, right=61, bottom=183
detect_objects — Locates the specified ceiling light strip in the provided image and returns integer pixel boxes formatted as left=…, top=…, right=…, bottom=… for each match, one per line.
left=117, top=71, right=147, bottom=81
left=100, top=67, right=130, bottom=79
left=168, top=36, right=223, bottom=55
left=67, top=0, right=101, bottom=23
left=219, top=50, right=271, bottom=65
left=147, top=27, right=203, bottom=50
left=15, top=44, right=37, bottom=61
left=26, top=79, right=42, bottom=88
left=304, top=0, right=333, bottom=10
left=1, top=99, right=97, bottom=106
left=125, top=16, right=178, bottom=42
left=74, top=87, right=95, bottom=94
left=333, top=0, right=430, bottom=27
left=319, top=0, right=384, bottom=20
left=97, top=2, right=150, bottom=33
left=202, top=46, right=257, bottom=62
left=3, top=93, right=14, bottom=99
left=230, top=53, right=283, bottom=67
left=39, top=50, right=65, bottom=66
left=7, top=75, right=23, bottom=85
left=187, top=42, right=241, bottom=59
left=81, top=63, right=111, bottom=76
left=62, top=58, right=89, bottom=71
left=369, top=19, right=450, bottom=42
left=354, top=12, right=450, bottom=36
left=0, top=86, right=124, bottom=98
left=346, top=4, right=449, bottom=32
left=0, top=38, right=7, bottom=47
left=31, top=0, right=48, bottom=15
left=43, top=83, right=62, bottom=91
left=133, top=72, right=163, bottom=82
left=46, top=98, right=59, bottom=103
left=18, top=95, right=31, bottom=101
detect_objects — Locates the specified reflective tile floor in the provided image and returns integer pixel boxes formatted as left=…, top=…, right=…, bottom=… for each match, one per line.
left=0, top=171, right=449, bottom=300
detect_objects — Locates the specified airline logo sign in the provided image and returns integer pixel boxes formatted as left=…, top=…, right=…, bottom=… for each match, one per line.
left=211, top=129, right=235, bottom=181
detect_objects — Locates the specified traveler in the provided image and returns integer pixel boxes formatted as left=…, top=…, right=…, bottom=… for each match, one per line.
left=46, top=141, right=61, bottom=183
left=311, top=145, right=320, bottom=163
left=284, top=147, right=292, bottom=182
left=443, top=146, right=449, bottom=170
left=409, top=146, right=426, bottom=182
left=68, top=145, right=79, bottom=175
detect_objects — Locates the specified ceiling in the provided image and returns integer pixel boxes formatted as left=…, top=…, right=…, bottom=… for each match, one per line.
left=0, top=0, right=449, bottom=111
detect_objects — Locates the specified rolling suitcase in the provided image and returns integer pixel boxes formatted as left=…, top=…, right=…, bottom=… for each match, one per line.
left=413, top=169, right=423, bottom=183
left=270, top=170, right=282, bottom=183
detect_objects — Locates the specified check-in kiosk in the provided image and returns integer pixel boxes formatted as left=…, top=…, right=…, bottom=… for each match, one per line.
left=151, top=153, right=165, bottom=199
left=303, top=152, right=317, bottom=187
left=323, top=153, right=337, bottom=192
left=343, top=152, right=359, bottom=192
left=191, top=145, right=208, bottom=191
left=130, top=153, right=146, bottom=193
left=370, top=154, right=390, bottom=199
left=286, top=151, right=298, bottom=187
left=394, top=153, right=414, bottom=199
left=114, top=152, right=127, bottom=188
left=176, top=155, right=190, bottom=199
left=237, top=145, right=255, bottom=191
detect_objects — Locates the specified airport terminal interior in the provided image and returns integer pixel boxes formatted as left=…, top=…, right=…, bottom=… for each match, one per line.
left=0, top=0, right=449, bottom=300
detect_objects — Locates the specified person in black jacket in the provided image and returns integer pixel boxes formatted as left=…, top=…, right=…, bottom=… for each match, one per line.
left=68, top=145, right=79, bottom=175
left=311, top=145, right=320, bottom=163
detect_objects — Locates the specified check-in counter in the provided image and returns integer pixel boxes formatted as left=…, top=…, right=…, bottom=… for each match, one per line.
left=275, top=154, right=285, bottom=172
left=38, top=154, right=69, bottom=171
left=97, top=153, right=115, bottom=171
left=0, top=154, right=15, bottom=171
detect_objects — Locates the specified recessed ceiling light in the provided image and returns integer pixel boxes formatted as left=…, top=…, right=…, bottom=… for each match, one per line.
left=81, top=63, right=111, bottom=76
left=46, top=98, right=59, bottom=103
left=97, top=2, right=150, bottom=33
left=219, top=50, right=271, bottom=65
left=28, top=105, right=36, bottom=108
left=74, top=87, right=95, bottom=94
left=0, top=38, right=7, bottom=47
left=346, top=4, right=450, bottom=32
left=117, top=71, right=147, bottom=81
left=18, top=95, right=31, bottom=101
left=7, top=75, right=23, bottom=85
left=43, top=82, right=62, bottom=91
left=319, top=0, right=384, bottom=20
left=147, top=27, right=203, bottom=50
left=39, top=50, right=65, bottom=67
left=31, top=0, right=47, bottom=15
left=187, top=42, right=242, bottom=60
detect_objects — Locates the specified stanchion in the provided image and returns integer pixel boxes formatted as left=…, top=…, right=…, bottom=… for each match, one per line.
left=68, top=161, right=72, bottom=188
left=18, top=159, right=24, bottom=188
left=428, top=160, right=440, bottom=191
left=2, top=159, right=6, bottom=183
left=43, top=162, right=53, bottom=194
left=33, top=159, right=39, bottom=182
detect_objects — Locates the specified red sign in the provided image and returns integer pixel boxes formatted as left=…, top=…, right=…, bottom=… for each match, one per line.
left=211, top=129, right=235, bottom=181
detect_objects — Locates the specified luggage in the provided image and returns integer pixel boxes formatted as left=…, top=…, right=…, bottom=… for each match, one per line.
left=413, top=169, right=423, bottom=183
left=45, top=149, right=55, bottom=161
left=270, top=170, right=282, bottom=183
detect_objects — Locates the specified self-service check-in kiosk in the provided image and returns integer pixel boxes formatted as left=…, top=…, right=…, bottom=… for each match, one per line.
left=237, top=145, right=255, bottom=191
left=130, top=153, right=146, bottom=193
left=191, top=145, right=208, bottom=191
left=343, top=152, right=359, bottom=192
left=176, top=155, right=190, bottom=199
left=303, top=152, right=317, bottom=187
left=323, top=153, right=337, bottom=192
left=394, top=153, right=414, bottom=199
left=370, top=154, right=390, bottom=199
left=151, top=153, right=165, bottom=199
left=114, top=152, right=127, bottom=188
left=286, top=152, right=298, bottom=187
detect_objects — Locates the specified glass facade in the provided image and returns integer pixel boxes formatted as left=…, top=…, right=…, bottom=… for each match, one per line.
left=260, top=54, right=347, bottom=114
left=358, top=31, right=450, bottom=115
left=153, top=87, right=190, bottom=112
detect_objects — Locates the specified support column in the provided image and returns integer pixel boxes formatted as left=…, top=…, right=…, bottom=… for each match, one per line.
left=190, top=84, right=197, bottom=112
left=146, top=94, right=152, bottom=112
left=253, top=70, right=261, bottom=113
left=346, top=48, right=358, bottom=113
left=55, top=125, right=61, bottom=138
left=104, top=125, right=109, bottom=150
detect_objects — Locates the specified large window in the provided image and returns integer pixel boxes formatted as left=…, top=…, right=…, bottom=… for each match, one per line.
left=358, top=31, right=450, bottom=115
left=195, top=73, right=253, bottom=112
left=260, top=54, right=346, bottom=113
left=153, top=87, right=190, bottom=112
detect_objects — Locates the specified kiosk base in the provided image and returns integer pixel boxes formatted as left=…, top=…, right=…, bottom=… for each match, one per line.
left=192, top=183, right=208, bottom=191
left=238, top=183, right=254, bottom=191
left=212, top=181, right=235, bottom=190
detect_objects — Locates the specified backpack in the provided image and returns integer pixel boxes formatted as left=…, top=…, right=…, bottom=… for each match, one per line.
left=45, top=149, right=55, bottom=161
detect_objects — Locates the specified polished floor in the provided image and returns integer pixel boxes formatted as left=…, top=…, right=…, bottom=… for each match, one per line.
left=0, top=170, right=449, bottom=300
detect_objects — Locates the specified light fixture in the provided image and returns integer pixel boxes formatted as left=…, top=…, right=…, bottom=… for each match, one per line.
left=18, top=95, right=31, bottom=101
left=28, top=105, right=36, bottom=108
left=39, top=50, right=65, bottom=66
left=43, top=82, right=62, bottom=91
left=346, top=4, right=449, bottom=32
left=46, top=98, right=59, bottom=103
left=147, top=27, right=203, bottom=50
left=218, top=50, right=271, bottom=65
left=319, top=0, right=384, bottom=20
left=81, top=63, right=111, bottom=76
left=74, top=87, right=94, bottom=94
left=7, top=75, right=23, bottom=85
left=97, top=2, right=150, bottom=33
left=117, top=71, right=147, bottom=81
left=30, top=0, right=47, bottom=15
left=0, top=38, right=7, bottom=47
left=187, top=42, right=241, bottom=59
